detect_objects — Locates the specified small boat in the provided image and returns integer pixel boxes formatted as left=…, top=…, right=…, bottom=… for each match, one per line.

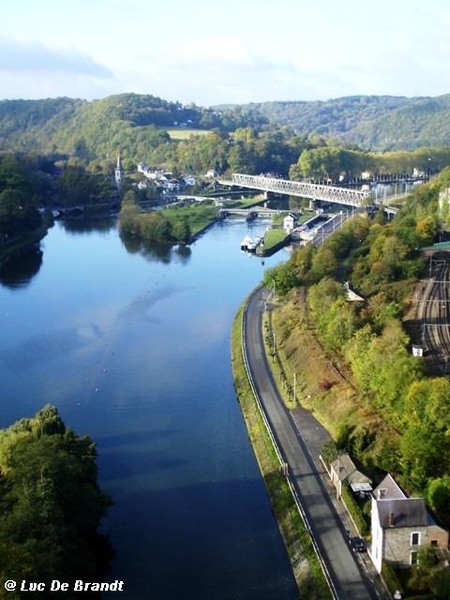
left=240, top=235, right=253, bottom=250
left=241, top=235, right=262, bottom=252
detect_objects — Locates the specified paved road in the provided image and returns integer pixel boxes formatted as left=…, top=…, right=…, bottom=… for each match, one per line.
left=243, top=286, right=383, bottom=600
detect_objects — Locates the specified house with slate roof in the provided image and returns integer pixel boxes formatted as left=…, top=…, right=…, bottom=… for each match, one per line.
left=370, top=474, right=449, bottom=573
left=329, top=453, right=372, bottom=499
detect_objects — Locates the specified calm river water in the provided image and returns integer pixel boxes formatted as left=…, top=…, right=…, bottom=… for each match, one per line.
left=0, top=217, right=298, bottom=599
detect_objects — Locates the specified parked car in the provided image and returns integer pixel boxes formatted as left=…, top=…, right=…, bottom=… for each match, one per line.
left=349, top=536, right=366, bottom=553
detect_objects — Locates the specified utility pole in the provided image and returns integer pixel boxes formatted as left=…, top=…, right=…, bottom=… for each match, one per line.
left=293, top=372, right=296, bottom=403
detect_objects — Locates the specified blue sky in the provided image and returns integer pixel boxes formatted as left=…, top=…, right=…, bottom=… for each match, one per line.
left=1, top=0, right=449, bottom=105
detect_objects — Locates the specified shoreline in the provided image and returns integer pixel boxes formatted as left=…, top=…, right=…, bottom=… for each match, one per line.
left=0, top=223, right=49, bottom=267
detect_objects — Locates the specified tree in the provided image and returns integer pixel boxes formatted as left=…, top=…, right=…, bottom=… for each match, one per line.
left=415, top=215, right=437, bottom=245
left=344, top=319, right=423, bottom=420
left=298, top=147, right=343, bottom=182
left=427, top=476, right=450, bottom=517
left=310, top=245, right=339, bottom=281
left=172, top=217, right=191, bottom=244
left=140, top=212, right=173, bottom=243
left=263, top=261, right=298, bottom=296
left=400, top=379, right=450, bottom=489
left=0, top=406, right=113, bottom=588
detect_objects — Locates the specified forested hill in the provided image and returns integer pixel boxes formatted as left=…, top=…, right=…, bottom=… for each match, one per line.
left=0, top=93, right=268, bottom=159
left=218, top=94, right=450, bottom=150
left=2, top=92, right=450, bottom=157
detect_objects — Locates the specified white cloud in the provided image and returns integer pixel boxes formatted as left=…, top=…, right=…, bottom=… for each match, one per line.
left=162, top=38, right=255, bottom=67
left=0, top=36, right=113, bottom=78
left=116, top=46, right=359, bottom=105
left=0, top=36, right=116, bottom=100
left=1, top=0, right=450, bottom=105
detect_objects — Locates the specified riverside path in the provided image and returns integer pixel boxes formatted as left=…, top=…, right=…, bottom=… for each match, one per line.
left=243, top=286, right=384, bottom=600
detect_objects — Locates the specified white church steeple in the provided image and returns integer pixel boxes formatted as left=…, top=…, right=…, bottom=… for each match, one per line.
left=115, top=151, right=123, bottom=187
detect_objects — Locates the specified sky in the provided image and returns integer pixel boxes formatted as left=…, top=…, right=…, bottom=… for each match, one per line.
left=1, top=0, right=450, bottom=106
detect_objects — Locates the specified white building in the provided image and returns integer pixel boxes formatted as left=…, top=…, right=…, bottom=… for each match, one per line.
left=283, top=213, right=298, bottom=234
left=371, top=474, right=448, bottom=573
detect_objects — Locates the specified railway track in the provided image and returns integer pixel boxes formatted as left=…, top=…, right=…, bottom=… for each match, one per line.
left=421, top=260, right=450, bottom=373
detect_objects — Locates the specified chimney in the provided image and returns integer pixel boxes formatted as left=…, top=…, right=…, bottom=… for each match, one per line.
left=377, top=487, right=387, bottom=500
left=389, top=512, right=395, bottom=527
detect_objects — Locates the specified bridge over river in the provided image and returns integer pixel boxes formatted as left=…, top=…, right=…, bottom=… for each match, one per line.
left=219, top=173, right=371, bottom=208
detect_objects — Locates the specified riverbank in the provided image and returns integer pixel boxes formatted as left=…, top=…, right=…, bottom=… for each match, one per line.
left=257, top=228, right=290, bottom=256
left=0, top=223, right=49, bottom=267
left=231, top=302, right=331, bottom=600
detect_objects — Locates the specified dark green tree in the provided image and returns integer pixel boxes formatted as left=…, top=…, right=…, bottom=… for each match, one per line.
left=172, top=217, right=191, bottom=243
left=0, top=406, right=113, bottom=592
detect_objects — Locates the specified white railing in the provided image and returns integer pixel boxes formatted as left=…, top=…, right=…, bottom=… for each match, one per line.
left=231, top=173, right=370, bottom=207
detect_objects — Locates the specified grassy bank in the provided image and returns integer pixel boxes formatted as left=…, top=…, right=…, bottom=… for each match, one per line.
left=120, top=202, right=219, bottom=245
left=261, top=228, right=289, bottom=254
left=231, top=304, right=332, bottom=600
left=162, top=204, right=218, bottom=239
left=268, top=289, right=397, bottom=464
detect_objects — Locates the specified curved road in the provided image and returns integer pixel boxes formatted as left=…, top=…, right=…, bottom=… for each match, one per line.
left=243, top=286, right=381, bottom=600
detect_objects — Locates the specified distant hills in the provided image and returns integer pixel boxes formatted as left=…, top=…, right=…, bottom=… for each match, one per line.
left=220, top=94, right=450, bottom=150
left=0, top=94, right=266, bottom=160
left=1, top=92, right=450, bottom=159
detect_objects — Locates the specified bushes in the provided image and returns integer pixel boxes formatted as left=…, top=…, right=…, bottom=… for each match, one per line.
left=381, top=561, right=404, bottom=596
left=340, top=483, right=370, bottom=536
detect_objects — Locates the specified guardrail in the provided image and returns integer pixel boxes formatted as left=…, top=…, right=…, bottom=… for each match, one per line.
left=241, top=287, right=340, bottom=600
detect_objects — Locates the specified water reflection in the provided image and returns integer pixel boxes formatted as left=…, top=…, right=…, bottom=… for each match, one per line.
left=173, top=244, right=191, bottom=264
left=1, top=324, right=103, bottom=372
left=60, top=216, right=117, bottom=235
left=118, top=283, right=187, bottom=324
left=0, top=244, right=43, bottom=289
left=120, top=230, right=192, bottom=265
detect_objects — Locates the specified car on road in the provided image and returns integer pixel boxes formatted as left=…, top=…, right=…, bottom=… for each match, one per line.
left=349, top=536, right=366, bottom=553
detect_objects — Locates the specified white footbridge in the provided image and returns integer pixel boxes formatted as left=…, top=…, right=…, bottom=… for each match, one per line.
left=222, top=173, right=371, bottom=208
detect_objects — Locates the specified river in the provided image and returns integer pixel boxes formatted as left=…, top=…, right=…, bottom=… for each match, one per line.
left=0, top=217, right=298, bottom=599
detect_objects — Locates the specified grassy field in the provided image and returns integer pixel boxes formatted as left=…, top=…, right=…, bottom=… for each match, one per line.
left=166, top=128, right=213, bottom=140
left=231, top=304, right=332, bottom=600
left=162, top=204, right=218, bottom=238
left=263, top=227, right=288, bottom=252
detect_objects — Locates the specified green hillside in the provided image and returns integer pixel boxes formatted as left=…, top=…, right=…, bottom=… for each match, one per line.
left=2, top=92, right=450, bottom=163
left=217, top=94, right=450, bottom=149
left=346, top=95, right=450, bottom=149
left=0, top=93, right=267, bottom=162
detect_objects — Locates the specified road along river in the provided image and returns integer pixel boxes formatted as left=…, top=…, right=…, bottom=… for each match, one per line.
left=243, top=286, right=382, bottom=600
